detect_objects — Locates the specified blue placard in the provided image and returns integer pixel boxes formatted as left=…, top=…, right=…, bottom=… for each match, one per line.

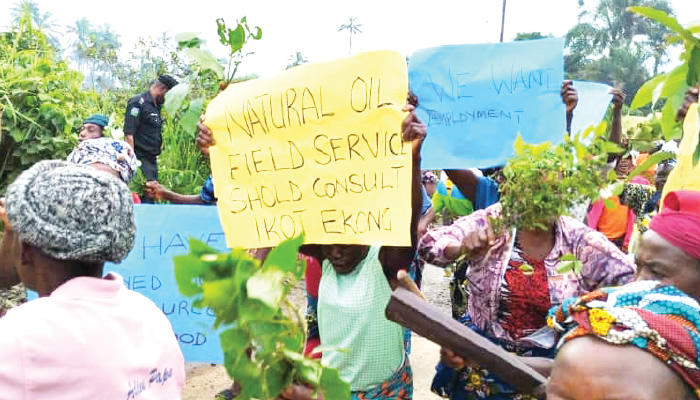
left=570, top=81, right=614, bottom=135
left=115, top=204, right=227, bottom=363
left=27, top=205, right=229, bottom=363
left=409, top=38, right=566, bottom=169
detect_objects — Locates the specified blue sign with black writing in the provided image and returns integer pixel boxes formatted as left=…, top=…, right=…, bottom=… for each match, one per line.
left=108, top=205, right=227, bottom=363
left=409, top=38, right=566, bottom=169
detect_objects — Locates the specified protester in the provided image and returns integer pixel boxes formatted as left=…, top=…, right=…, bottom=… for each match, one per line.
left=123, top=74, right=178, bottom=202
left=423, top=171, right=438, bottom=197
left=584, top=89, right=657, bottom=252
left=587, top=175, right=653, bottom=252
left=0, top=160, right=185, bottom=399
left=78, top=114, right=109, bottom=141
left=241, top=104, right=424, bottom=400
left=546, top=280, right=700, bottom=400
left=195, top=107, right=424, bottom=398
left=644, top=159, right=676, bottom=213
left=0, top=136, right=141, bottom=315
left=67, top=136, right=138, bottom=185
left=633, top=190, right=700, bottom=300
left=419, top=126, right=635, bottom=399
left=441, top=189, right=700, bottom=397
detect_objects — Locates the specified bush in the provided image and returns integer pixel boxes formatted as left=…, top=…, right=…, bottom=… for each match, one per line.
left=0, top=11, right=100, bottom=193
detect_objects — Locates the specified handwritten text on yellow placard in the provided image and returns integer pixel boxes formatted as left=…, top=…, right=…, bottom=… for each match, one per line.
left=205, top=51, right=411, bottom=248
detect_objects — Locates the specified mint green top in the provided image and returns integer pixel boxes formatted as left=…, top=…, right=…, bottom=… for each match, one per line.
left=318, top=246, right=404, bottom=391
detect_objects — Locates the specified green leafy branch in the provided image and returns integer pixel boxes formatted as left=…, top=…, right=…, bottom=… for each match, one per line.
left=164, top=17, right=262, bottom=142
left=627, top=6, right=700, bottom=162
left=494, top=122, right=618, bottom=232
left=556, top=254, right=583, bottom=275
left=216, top=17, right=262, bottom=85
left=173, top=235, right=350, bottom=400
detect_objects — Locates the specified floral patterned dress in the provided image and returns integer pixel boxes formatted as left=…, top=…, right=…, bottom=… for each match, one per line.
left=431, top=246, right=553, bottom=400
left=421, top=204, right=635, bottom=400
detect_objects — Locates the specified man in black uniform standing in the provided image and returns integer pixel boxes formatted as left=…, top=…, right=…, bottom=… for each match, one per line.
left=123, top=74, right=178, bottom=202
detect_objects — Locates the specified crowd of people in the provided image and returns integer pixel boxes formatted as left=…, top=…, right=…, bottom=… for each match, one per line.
left=0, top=71, right=699, bottom=400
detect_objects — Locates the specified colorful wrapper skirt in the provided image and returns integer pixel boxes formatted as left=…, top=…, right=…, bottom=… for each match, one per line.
left=352, top=358, right=413, bottom=400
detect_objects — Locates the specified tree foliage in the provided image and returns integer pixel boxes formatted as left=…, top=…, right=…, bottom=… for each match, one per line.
left=0, top=7, right=100, bottom=193
left=514, top=32, right=550, bottom=41
left=627, top=6, right=700, bottom=162
left=565, top=0, right=676, bottom=102
left=496, top=123, right=622, bottom=232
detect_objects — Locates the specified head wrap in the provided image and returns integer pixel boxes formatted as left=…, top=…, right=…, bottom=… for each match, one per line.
left=548, top=280, right=700, bottom=398
left=157, top=74, right=178, bottom=89
left=621, top=176, right=653, bottom=220
left=67, top=138, right=138, bottom=184
left=649, top=190, right=700, bottom=260
left=5, top=160, right=135, bottom=263
left=422, top=171, right=438, bottom=184
left=84, top=114, right=109, bottom=128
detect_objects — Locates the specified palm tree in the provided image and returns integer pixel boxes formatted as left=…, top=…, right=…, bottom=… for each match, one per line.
left=286, top=51, right=308, bottom=69
left=10, top=0, right=39, bottom=25
left=67, top=18, right=92, bottom=74
left=84, top=24, right=122, bottom=89
left=338, top=17, right=362, bottom=54
left=10, top=1, right=61, bottom=52
left=566, top=0, right=675, bottom=101
left=96, top=24, right=121, bottom=49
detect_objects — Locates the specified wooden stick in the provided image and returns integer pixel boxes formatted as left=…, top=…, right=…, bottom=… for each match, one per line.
left=386, top=287, right=547, bottom=396
left=396, top=270, right=426, bottom=301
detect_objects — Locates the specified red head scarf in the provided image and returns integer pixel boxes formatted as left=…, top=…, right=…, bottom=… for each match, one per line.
left=650, top=190, right=700, bottom=260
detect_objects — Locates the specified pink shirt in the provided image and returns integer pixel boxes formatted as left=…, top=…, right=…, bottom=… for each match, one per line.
left=0, top=273, right=185, bottom=399
left=418, top=203, right=635, bottom=342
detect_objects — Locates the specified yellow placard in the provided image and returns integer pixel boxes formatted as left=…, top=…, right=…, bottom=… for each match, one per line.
left=205, top=51, right=411, bottom=248
left=662, top=103, right=700, bottom=205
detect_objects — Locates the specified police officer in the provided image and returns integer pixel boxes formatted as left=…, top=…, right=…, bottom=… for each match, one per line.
left=123, top=74, right=178, bottom=202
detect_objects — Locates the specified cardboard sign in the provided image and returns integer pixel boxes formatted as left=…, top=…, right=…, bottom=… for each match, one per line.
left=570, top=81, right=613, bottom=135
left=108, top=205, right=227, bottom=364
left=409, top=38, right=566, bottom=169
left=205, top=51, right=411, bottom=248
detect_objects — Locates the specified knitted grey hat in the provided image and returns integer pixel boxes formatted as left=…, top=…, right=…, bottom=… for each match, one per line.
left=5, top=160, right=136, bottom=263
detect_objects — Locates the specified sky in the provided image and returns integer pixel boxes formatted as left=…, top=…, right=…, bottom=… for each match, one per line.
left=1, top=0, right=699, bottom=78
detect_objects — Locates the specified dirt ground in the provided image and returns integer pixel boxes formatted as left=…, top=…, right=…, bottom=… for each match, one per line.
left=182, top=264, right=451, bottom=400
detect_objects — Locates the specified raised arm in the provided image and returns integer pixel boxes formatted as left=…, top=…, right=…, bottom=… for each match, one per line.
left=444, top=169, right=480, bottom=203
left=609, top=89, right=625, bottom=146
left=378, top=105, right=426, bottom=288
left=561, top=80, right=578, bottom=134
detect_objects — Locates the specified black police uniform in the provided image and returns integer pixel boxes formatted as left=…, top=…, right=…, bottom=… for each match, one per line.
left=123, top=91, right=163, bottom=181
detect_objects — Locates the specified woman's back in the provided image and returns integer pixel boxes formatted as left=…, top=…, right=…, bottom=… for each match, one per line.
left=0, top=273, right=185, bottom=399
